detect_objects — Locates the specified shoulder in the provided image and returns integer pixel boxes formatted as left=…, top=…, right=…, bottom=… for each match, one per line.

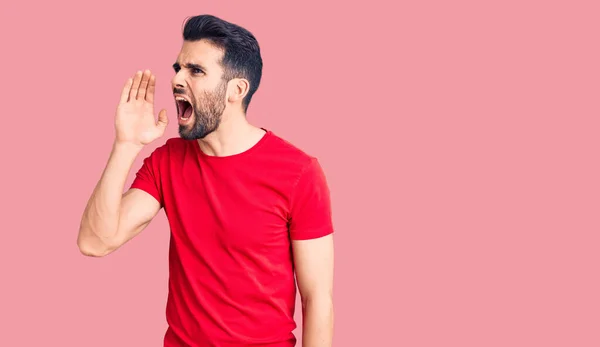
left=136, top=137, right=191, bottom=171
left=147, top=137, right=191, bottom=157
left=263, top=130, right=316, bottom=170
left=260, top=130, right=330, bottom=194
left=164, top=137, right=191, bottom=150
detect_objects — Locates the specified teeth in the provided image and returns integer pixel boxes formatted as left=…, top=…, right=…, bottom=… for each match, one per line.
left=175, top=97, right=188, bottom=102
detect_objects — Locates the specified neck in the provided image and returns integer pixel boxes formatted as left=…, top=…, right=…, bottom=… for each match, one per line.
left=197, top=111, right=266, bottom=157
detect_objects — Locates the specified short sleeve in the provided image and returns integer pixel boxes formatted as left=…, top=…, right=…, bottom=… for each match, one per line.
left=288, top=158, right=334, bottom=240
left=130, top=146, right=164, bottom=207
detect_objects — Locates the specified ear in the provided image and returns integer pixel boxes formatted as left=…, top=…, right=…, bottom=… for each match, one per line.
left=227, top=78, right=250, bottom=104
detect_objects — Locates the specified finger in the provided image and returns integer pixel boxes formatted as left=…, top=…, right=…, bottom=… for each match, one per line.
left=120, top=77, right=133, bottom=104
left=156, top=109, right=168, bottom=131
left=129, top=71, right=143, bottom=101
left=137, top=70, right=151, bottom=100
left=146, top=74, right=156, bottom=104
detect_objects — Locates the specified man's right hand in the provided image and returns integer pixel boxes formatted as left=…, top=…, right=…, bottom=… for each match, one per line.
left=115, top=70, right=168, bottom=148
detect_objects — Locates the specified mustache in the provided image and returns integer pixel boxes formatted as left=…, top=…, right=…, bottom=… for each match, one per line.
left=173, top=88, right=188, bottom=96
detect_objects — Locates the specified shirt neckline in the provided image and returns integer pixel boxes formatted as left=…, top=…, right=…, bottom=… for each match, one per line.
left=193, top=127, right=272, bottom=160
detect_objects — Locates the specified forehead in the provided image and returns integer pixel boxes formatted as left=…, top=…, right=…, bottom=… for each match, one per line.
left=176, top=39, right=224, bottom=71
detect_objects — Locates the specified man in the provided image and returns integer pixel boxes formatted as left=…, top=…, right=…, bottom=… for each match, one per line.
left=77, top=14, right=334, bottom=347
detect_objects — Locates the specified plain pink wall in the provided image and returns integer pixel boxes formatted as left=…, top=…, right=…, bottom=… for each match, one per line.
left=1, top=0, right=599, bottom=346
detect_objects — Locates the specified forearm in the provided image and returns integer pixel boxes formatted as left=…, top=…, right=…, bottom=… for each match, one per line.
left=77, top=141, right=142, bottom=255
left=302, top=295, right=334, bottom=347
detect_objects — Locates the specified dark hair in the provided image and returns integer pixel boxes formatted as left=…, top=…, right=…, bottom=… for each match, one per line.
left=182, top=14, right=263, bottom=113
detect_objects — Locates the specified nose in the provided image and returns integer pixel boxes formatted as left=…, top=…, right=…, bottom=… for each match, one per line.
left=171, top=71, right=186, bottom=90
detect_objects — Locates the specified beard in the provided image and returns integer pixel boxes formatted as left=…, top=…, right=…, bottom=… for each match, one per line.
left=178, top=80, right=227, bottom=140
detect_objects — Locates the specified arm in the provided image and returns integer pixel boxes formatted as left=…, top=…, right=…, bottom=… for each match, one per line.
left=77, top=142, right=161, bottom=257
left=288, top=158, right=335, bottom=347
left=293, top=234, right=334, bottom=347
left=77, top=69, right=168, bottom=257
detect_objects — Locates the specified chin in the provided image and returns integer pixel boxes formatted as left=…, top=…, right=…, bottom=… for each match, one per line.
left=179, top=126, right=213, bottom=140
left=178, top=126, right=194, bottom=140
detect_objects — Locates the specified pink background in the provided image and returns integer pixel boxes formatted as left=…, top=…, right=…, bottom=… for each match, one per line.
left=1, top=0, right=599, bottom=346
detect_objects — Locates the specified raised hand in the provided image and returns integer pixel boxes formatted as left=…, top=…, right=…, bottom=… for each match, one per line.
left=115, top=70, right=168, bottom=147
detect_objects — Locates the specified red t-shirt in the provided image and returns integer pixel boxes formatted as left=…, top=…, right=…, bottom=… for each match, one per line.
left=130, top=129, right=334, bottom=346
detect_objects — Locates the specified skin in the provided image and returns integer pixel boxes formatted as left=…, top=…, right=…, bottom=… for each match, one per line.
left=77, top=39, right=334, bottom=347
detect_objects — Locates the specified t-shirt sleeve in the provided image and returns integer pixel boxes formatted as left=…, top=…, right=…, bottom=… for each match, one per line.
left=288, top=157, right=334, bottom=240
left=130, top=146, right=164, bottom=207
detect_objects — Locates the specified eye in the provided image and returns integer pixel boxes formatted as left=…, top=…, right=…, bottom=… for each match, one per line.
left=192, top=68, right=203, bottom=74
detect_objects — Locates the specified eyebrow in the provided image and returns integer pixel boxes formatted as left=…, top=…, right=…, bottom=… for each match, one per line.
left=173, top=62, right=207, bottom=72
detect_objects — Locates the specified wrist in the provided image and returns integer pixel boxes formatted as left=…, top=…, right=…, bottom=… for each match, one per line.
left=112, top=140, right=144, bottom=155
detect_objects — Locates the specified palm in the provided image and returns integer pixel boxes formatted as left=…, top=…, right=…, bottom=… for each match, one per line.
left=115, top=70, right=168, bottom=146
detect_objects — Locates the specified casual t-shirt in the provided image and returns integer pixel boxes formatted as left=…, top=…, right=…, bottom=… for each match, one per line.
left=129, top=128, right=334, bottom=347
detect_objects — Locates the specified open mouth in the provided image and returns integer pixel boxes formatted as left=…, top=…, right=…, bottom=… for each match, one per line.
left=175, top=97, right=193, bottom=121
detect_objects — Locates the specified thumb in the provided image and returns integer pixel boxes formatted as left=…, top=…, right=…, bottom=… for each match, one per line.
left=156, top=109, right=168, bottom=130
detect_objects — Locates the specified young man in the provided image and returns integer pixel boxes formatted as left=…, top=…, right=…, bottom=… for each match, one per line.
left=77, top=14, right=334, bottom=347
